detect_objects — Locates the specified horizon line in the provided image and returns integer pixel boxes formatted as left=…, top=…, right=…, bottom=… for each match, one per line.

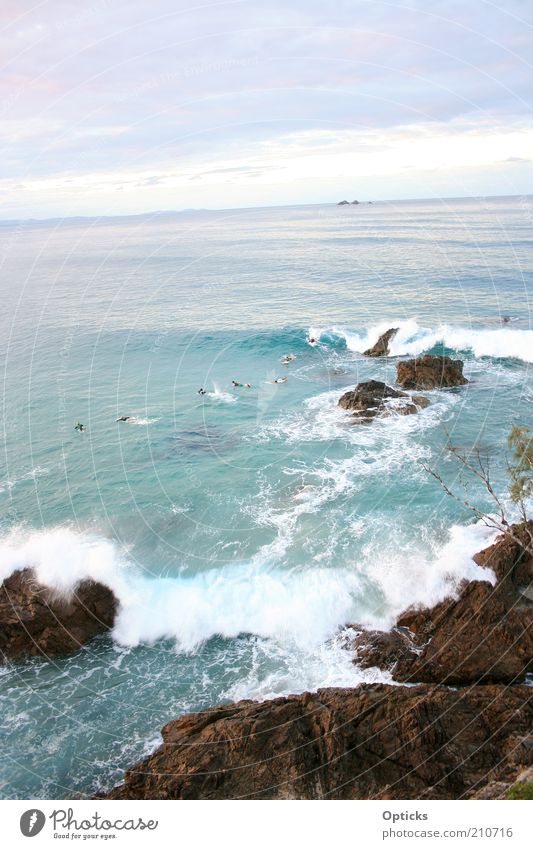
left=1, top=191, right=530, bottom=226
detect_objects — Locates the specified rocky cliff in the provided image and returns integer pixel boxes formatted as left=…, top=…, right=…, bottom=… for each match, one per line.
left=104, top=524, right=533, bottom=800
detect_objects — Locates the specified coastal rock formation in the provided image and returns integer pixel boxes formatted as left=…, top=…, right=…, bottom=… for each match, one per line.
left=103, top=523, right=533, bottom=800
left=396, top=354, right=468, bottom=389
left=353, top=523, right=533, bottom=685
left=338, top=380, right=430, bottom=421
left=473, top=521, right=533, bottom=585
left=0, top=568, right=117, bottom=661
left=105, top=683, right=532, bottom=800
left=363, top=327, right=398, bottom=357
left=394, top=580, right=532, bottom=685
left=337, top=200, right=349, bottom=205
left=350, top=627, right=419, bottom=671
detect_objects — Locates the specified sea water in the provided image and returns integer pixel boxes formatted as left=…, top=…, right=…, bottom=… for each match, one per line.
left=0, top=196, right=532, bottom=798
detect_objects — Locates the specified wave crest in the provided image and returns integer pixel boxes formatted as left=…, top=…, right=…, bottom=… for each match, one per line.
left=309, top=320, right=533, bottom=363
left=0, top=522, right=497, bottom=653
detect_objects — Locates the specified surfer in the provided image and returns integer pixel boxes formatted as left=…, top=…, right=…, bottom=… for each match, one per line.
left=116, top=415, right=131, bottom=421
left=307, top=337, right=316, bottom=344
left=268, top=376, right=288, bottom=384
left=74, top=422, right=85, bottom=432
left=280, top=354, right=295, bottom=364
left=232, top=381, right=251, bottom=388
left=197, top=388, right=207, bottom=395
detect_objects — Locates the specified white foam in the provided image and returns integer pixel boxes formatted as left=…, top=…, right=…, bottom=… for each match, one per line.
left=123, top=416, right=161, bottom=426
left=357, top=520, right=498, bottom=629
left=310, top=320, right=533, bottom=363
left=224, top=630, right=394, bottom=702
left=207, top=383, right=237, bottom=403
left=256, top=382, right=456, bottom=449
left=0, top=520, right=498, bottom=658
left=243, top=461, right=362, bottom=566
left=0, top=527, right=131, bottom=600
left=0, top=466, right=49, bottom=494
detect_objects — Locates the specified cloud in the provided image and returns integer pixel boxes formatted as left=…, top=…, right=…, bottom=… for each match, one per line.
left=1, top=0, right=532, bottom=216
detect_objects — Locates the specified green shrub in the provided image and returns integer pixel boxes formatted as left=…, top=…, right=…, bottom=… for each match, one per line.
left=505, top=780, right=533, bottom=800
left=507, top=425, right=533, bottom=522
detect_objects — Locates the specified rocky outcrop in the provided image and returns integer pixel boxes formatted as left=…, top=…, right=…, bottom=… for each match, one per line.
left=337, top=200, right=349, bottom=205
left=0, top=568, right=117, bottom=661
left=350, top=627, right=419, bottom=670
left=352, top=523, right=533, bottom=686
left=102, top=523, right=533, bottom=800
left=396, top=354, right=468, bottom=389
left=363, top=328, right=398, bottom=357
left=105, top=683, right=532, bottom=800
left=473, top=521, right=533, bottom=586
left=338, top=380, right=429, bottom=421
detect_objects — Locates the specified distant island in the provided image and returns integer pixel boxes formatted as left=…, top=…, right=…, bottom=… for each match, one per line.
left=337, top=199, right=374, bottom=205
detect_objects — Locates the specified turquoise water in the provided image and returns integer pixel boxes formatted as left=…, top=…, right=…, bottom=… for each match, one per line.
left=0, top=196, right=532, bottom=798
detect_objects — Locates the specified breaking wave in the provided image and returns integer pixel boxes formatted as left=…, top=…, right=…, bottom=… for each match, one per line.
left=309, top=319, right=533, bottom=363
left=0, top=521, right=497, bottom=654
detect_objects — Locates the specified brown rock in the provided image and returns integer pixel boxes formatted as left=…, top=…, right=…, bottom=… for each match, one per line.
left=338, top=380, right=429, bottom=422
left=104, top=683, right=533, bottom=800
left=472, top=766, right=533, bottom=799
left=473, top=521, right=533, bottom=587
left=389, top=523, right=533, bottom=685
left=363, top=328, right=398, bottom=357
left=350, top=627, right=419, bottom=671
left=0, top=568, right=117, bottom=661
left=394, top=579, right=533, bottom=685
left=396, top=354, right=468, bottom=389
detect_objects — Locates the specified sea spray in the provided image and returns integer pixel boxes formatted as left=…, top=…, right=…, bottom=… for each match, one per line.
left=0, top=521, right=498, bottom=651
left=309, top=320, right=533, bottom=363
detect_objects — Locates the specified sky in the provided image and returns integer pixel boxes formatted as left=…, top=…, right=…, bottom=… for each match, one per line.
left=1, top=0, right=532, bottom=218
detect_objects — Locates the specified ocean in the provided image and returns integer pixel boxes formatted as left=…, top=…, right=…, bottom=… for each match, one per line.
left=0, top=195, right=532, bottom=798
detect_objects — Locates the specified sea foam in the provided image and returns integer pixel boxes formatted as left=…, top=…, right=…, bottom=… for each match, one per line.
left=0, top=521, right=497, bottom=653
left=309, top=320, right=533, bottom=363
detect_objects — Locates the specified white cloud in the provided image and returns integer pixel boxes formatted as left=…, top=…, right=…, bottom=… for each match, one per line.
left=1, top=0, right=532, bottom=217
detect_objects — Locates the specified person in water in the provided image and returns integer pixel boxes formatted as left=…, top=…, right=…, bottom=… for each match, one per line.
left=197, top=388, right=207, bottom=395
left=232, top=380, right=251, bottom=388
left=116, top=415, right=131, bottom=421
left=74, top=422, right=85, bottom=432
left=268, top=376, right=288, bottom=384
left=307, top=337, right=316, bottom=344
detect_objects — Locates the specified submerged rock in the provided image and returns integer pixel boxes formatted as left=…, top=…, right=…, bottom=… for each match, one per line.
left=104, top=683, right=532, bottom=799
left=338, top=380, right=430, bottom=421
left=363, top=327, right=398, bottom=357
left=0, top=568, right=117, bottom=661
left=396, top=354, right=468, bottom=389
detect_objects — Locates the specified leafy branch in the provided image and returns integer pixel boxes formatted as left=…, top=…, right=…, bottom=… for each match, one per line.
left=422, top=424, right=533, bottom=556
